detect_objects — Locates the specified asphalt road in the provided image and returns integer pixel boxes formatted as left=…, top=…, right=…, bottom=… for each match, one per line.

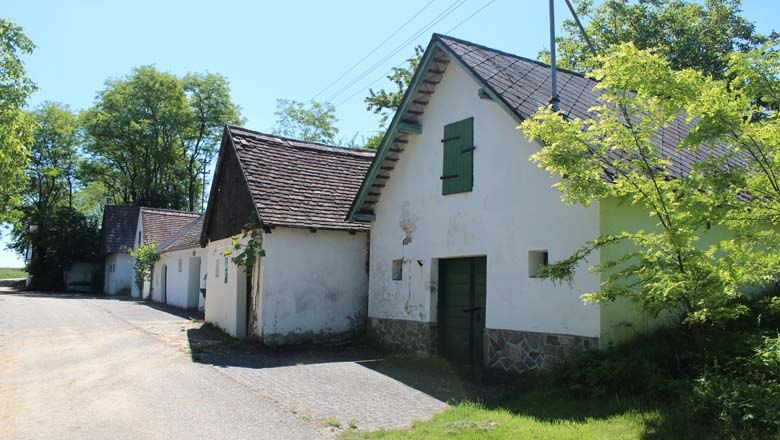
left=0, top=291, right=327, bottom=440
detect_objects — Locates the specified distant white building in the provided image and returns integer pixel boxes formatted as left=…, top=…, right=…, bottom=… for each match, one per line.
left=100, top=205, right=140, bottom=296
left=151, top=215, right=206, bottom=310
left=199, top=126, right=373, bottom=343
left=130, top=208, right=200, bottom=298
left=99, top=205, right=199, bottom=298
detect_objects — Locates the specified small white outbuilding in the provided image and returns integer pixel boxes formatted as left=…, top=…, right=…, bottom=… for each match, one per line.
left=152, top=215, right=206, bottom=310
left=100, top=205, right=140, bottom=296
left=199, top=126, right=374, bottom=344
left=130, top=208, right=200, bottom=299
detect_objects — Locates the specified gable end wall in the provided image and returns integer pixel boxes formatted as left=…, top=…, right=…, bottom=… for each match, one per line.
left=367, top=61, right=602, bottom=367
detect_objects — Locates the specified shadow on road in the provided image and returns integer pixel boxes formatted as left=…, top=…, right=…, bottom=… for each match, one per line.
left=185, top=325, right=506, bottom=404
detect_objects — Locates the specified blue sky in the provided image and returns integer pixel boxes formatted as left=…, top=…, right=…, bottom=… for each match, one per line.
left=1, top=0, right=776, bottom=267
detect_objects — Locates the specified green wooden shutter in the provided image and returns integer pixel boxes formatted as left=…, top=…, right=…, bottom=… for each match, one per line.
left=442, top=117, right=474, bottom=195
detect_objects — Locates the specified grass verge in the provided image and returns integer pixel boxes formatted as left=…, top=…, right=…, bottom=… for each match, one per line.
left=346, top=295, right=780, bottom=440
left=344, top=386, right=710, bottom=440
left=0, top=267, right=26, bottom=280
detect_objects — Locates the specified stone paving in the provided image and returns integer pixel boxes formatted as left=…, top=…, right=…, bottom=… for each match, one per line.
left=102, top=299, right=459, bottom=432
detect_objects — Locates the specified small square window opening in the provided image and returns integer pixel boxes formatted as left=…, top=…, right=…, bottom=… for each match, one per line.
left=528, top=250, right=549, bottom=278
left=392, top=259, right=403, bottom=281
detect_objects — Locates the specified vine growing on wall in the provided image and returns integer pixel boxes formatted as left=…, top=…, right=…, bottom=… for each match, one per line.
left=230, top=217, right=265, bottom=270
left=129, top=243, right=159, bottom=295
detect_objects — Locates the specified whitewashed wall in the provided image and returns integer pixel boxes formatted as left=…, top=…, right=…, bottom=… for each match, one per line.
left=204, top=236, right=253, bottom=337
left=204, top=228, right=368, bottom=341
left=103, top=253, right=133, bottom=295
left=152, top=247, right=207, bottom=310
left=260, top=227, right=368, bottom=343
left=368, top=61, right=601, bottom=338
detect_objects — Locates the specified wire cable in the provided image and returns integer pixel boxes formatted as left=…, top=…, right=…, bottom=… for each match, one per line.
left=334, top=0, right=498, bottom=108
left=325, top=0, right=468, bottom=104
left=444, top=0, right=496, bottom=34
left=311, top=0, right=437, bottom=101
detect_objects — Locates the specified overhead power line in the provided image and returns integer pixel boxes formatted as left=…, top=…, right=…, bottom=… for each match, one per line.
left=334, top=0, right=498, bottom=108
left=311, top=0, right=437, bottom=101
left=325, top=0, right=468, bottom=104
left=444, top=0, right=496, bottom=34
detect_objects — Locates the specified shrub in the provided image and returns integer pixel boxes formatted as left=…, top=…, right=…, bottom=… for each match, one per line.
left=690, top=334, right=780, bottom=439
left=552, top=327, right=697, bottom=401
left=129, top=243, right=159, bottom=296
left=10, top=206, right=100, bottom=290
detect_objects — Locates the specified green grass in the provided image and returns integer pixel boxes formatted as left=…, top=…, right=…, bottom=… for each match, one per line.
left=0, top=267, right=26, bottom=279
left=343, top=388, right=708, bottom=440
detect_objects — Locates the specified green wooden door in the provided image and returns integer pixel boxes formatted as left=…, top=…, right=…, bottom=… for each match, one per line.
left=438, top=257, right=487, bottom=365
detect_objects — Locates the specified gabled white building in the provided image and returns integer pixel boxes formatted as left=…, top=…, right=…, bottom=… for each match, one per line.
left=345, top=34, right=638, bottom=374
left=130, top=208, right=201, bottom=299
left=99, top=205, right=200, bottom=298
left=199, top=126, right=374, bottom=343
left=151, top=215, right=206, bottom=310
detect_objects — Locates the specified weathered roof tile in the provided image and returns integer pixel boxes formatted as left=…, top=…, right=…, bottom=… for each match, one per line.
left=228, top=126, right=374, bottom=231
left=99, top=205, right=140, bottom=255
left=140, top=208, right=201, bottom=247
left=158, top=215, right=204, bottom=253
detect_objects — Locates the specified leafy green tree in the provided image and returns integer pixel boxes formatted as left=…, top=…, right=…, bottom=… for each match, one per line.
left=10, top=102, right=98, bottom=290
left=11, top=206, right=99, bottom=290
left=0, top=19, right=36, bottom=223
left=81, top=66, right=241, bottom=211
left=181, top=73, right=242, bottom=211
left=27, top=102, right=80, bottom=210
left=364, top=46, right=423, bottom=149
left=272, top=99, right=339, bottom=143
left=542, top=0, right=768, bottom=79
left=521, top=42, right=780, bottom=333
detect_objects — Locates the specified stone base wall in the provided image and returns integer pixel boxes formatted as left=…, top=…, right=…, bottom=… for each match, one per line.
left=368, top=317, right=437, bottom=354
left=486, top=328, right=598, bottom=374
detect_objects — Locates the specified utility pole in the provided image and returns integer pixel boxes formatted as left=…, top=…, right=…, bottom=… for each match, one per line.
left=201, top=158, right=207, bottom=213
left=549, top=0, right=560, bottom=111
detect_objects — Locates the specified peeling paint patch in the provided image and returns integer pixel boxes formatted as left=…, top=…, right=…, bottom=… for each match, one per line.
left=400, top=201, right=418, bottom=246
left=324, top=289, right=342, bottom=303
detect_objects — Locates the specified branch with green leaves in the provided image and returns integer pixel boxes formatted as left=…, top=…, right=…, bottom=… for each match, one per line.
left=130, top=243, right=160, bottom=292
left=523, top=41, right=780, bottom=328
left=230, top=217, right=265, bottom=270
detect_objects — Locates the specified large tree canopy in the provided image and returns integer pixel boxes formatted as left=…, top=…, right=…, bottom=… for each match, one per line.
left=11, top=102, right=95, bottom=289
left=0, top=19, right=36, bottom=224
left=522, top=41, right=780, bottom=330
left=542, top=0, right=768, bottom=79
left=81, top=66, right=241, bottom=211
left=27, top=102, right=80, bottom=210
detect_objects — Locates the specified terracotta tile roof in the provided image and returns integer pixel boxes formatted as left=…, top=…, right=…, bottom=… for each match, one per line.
left=100, top=205, right=140, bottom=255
left=435, top=34, right=742, bottom=180
left=158, top=215, right=204, bottom=253
left=228, top=126, right=375, bottom=231
left=140, top=208, right=201, bottom=248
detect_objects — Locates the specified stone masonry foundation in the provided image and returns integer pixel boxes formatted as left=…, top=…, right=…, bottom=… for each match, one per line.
left=486, top=328, right=598, bottom=374
left=368, top=317, right=437, bottom=354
